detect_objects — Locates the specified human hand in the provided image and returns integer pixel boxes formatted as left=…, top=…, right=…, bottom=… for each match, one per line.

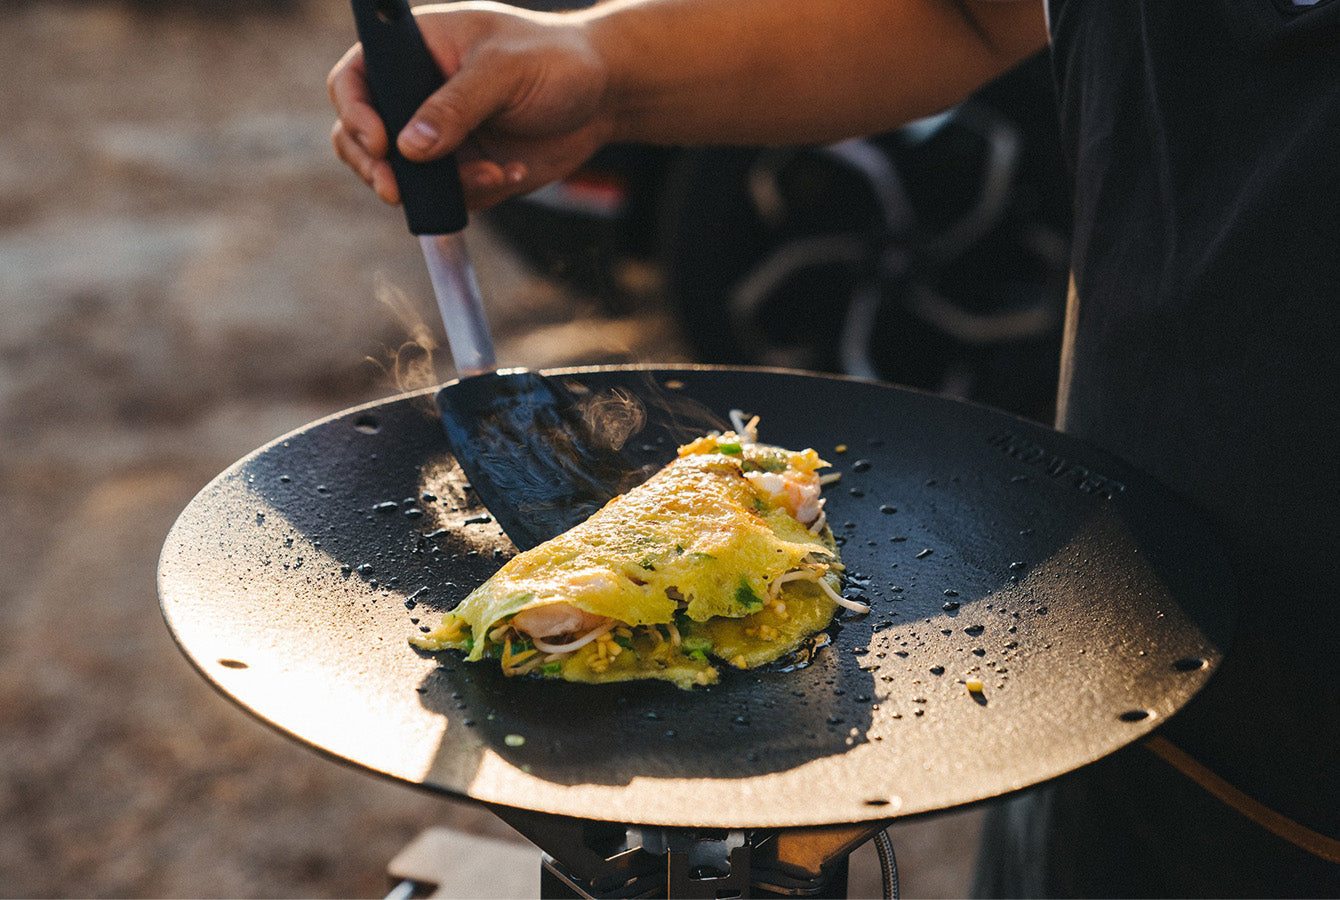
left=328, top=2, right=614, bottom=211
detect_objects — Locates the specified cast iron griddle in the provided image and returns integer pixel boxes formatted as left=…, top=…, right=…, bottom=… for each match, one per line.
left=158, top=366, right=1236, bottom=829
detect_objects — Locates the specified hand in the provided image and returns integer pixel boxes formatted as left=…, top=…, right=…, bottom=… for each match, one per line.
left=328, top=2, right=615, bottom=211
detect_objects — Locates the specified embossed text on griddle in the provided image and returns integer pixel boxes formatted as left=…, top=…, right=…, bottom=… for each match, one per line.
left=987, top=433, right=1127, bottom=498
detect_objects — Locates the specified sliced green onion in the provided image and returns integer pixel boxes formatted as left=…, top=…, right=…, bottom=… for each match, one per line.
left=735, top=577, right=764, bottom=611
left=682, top=636, right=713, bottom=654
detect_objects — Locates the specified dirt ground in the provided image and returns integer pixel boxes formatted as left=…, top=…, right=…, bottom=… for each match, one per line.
left=0, top=1, right=982, bottom=896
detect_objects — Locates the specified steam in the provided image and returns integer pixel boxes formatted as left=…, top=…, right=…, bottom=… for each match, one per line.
left=366, top=274, right=442, bottom=393
left=579, top=387, right=647, bottom=452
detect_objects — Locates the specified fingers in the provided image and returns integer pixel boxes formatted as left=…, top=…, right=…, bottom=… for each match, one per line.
left=458, top=157, right=530, bottom=209
left=327, top=7, right=601, bottom=212
left=328, top=47, right=529, bottom=208
left=393, top=56, right=522, bottom=165
left=331, top=119, right=401, bottom=204
left=327, top=46, right=401, bottom=204
left=328, top=34, right=515, bottom=206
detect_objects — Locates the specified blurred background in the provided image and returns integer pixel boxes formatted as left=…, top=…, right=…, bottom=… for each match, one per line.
left=0, top=0, right=1068, bottom=895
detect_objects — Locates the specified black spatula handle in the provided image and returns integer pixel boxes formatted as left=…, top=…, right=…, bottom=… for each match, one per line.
left=351, top=0, right=468, bottom=235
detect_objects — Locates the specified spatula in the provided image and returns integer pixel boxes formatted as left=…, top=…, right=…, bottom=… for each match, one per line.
left=351, top=0, right=685, bottom=550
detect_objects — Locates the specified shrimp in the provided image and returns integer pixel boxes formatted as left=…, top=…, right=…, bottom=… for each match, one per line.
left=510, top=601, right=612, bottom=639
left=745, top=468, right=826, bottom=527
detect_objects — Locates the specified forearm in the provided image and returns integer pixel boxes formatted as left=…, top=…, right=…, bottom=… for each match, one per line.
left=579, top=0, right=1048, bottom=146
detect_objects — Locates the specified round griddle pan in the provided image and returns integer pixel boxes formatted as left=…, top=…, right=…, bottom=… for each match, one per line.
left=158, top=365, right=1236, bottom=829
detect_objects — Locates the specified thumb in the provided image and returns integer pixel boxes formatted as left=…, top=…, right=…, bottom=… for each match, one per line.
left=396, top=63, right=517, bottom=161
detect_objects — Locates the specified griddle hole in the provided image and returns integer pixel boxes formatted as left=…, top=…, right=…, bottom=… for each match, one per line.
left=1118, top=709, right=1151, bottom=723
left=1172, top=657, right=1207, bottom=672
left=353, top=414, right=382, bottom=435
left=864, top=798, right=891, bottom=806
left=217, top=658, right=249, bottom=670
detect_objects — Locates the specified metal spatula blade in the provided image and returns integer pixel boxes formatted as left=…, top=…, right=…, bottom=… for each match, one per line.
left=436, top=371, right=680, bottom=550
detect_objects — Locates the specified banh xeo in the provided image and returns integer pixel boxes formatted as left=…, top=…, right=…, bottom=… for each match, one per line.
left=412, top=412, right=867, bottom=688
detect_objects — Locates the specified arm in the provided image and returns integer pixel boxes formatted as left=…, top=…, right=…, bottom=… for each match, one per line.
left=328, top=0, right=1046, bottom=209
left=588, top=0, right=1046, bottom=145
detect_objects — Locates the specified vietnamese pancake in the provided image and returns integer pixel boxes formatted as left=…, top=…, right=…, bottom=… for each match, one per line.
left=412, top=413, right=865, bottom=688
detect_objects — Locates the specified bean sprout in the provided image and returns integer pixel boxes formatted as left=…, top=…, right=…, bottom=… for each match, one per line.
left=530, top=619, right=617, bottom=654
left=816, top=575, right=869, bottom=614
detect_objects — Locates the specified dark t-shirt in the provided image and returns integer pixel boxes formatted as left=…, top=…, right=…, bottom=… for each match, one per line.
left=977, top=1, right=1340, bottom=895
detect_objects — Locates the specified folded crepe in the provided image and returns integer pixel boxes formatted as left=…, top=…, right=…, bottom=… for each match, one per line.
left=413, top=414, right=865, bottom=688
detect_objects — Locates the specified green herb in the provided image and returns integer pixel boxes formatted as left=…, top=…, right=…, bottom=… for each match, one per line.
left=718, top=442, right=743, bottom=455
left=540, top=661, right=562, bottom=675
left=735, top=578, right=764, bottom=612
left=688, top=648, right=709, bottom=662
left=682, top=636, right=713, bottom=654
left=743, top=451, right=787, bottom=473
left=614, top=634, right=633, bottom=650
